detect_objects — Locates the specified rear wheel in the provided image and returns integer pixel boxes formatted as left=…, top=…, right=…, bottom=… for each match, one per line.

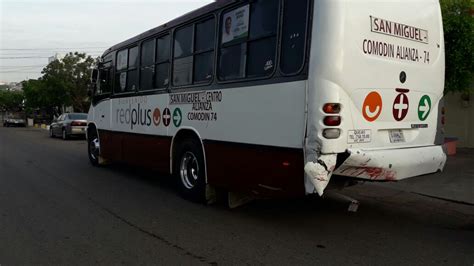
left=174, top=139, right=206, bottom=202
left=87, top=130, right=100, bottom=166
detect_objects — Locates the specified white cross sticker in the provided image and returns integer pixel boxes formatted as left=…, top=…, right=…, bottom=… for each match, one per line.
left=394, top=94, right=408, bottom=119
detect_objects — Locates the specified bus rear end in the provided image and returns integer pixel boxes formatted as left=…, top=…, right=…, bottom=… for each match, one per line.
left=305, top=0, right=447, bottom=195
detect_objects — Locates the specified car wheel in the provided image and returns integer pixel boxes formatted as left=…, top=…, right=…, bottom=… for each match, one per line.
left=174, top=138, right=206, bottom=203
left=49, top=128, right=54, bottom=138
left=87, top=130, right=100, bottom=166
left=62, top=128, right=68, bottom=140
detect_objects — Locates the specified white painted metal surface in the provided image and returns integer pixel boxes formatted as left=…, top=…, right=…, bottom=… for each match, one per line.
left=303, top=0, right=446, bottom=194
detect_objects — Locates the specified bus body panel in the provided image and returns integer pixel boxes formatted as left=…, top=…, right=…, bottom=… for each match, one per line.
left=305, top=0, right=446, bottom=190
left=90, top=81, right=307, bottom=196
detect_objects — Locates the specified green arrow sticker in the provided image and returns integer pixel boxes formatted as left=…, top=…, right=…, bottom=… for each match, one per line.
left=173, top=108, right=182, bottom=127
left=418, top=95, right=431, bottom=121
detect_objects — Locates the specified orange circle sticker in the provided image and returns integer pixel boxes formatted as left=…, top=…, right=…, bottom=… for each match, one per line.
left=153, top=108, right=161, bottom=126
left=362, top=91, right=383, bottom=122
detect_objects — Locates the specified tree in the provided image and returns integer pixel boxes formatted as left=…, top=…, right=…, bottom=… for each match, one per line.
left=441, top=0, right=473, bottom=96
left=41, top=52, right=96, bottom=113
left=22, top=79, right=53, bottom=115
left=0, top=90, right=24, bottom=112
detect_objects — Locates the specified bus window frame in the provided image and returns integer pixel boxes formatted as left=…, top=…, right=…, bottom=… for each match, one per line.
left=92, top=60, right=113, bottom=106
left=114, top=45, right=140, bottom=96
left=216, top=0, right=282, bottom=85
left=277, top=0, right=312, bottom=77
left=135, top=32, right=172, bottom=96
left=138, top=37, right=156, bottom=92
left=170, top=14, right=217, bottom=91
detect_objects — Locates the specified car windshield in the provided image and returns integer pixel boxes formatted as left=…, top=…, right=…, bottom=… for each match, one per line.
left=68, top=114, right=87, bottom=120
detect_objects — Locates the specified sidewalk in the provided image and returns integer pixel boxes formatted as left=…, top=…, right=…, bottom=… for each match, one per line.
left=378, top=148, right=474, bottom=205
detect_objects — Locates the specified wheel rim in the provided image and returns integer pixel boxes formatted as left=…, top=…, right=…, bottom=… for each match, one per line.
left=89, top=137, right=100, bottom=160
left=179, top=151, right=199, bottom=189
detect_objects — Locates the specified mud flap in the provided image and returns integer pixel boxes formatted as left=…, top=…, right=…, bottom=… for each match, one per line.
left=228, top=191, right=255, bottom=209
left=205, top=184, right=217, bottom=205
left=304, top=154, right=337, bottom=196
left=98, top=156, right=110, bottom=165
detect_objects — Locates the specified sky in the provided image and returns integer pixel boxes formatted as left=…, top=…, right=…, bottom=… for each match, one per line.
left=0, top=0, right=213, bottom=83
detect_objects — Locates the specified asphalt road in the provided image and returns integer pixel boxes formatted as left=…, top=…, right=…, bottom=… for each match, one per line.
left=0, top=127, right=472, bottom=265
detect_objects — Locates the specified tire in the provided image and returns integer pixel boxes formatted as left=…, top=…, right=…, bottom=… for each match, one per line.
left=87, top=130, right=100, bottom=166
left=62, top=128, right=68, bottom=140
left=174, top=138, right=206, bottom=203
left=49, top=128, right=54, bottom=138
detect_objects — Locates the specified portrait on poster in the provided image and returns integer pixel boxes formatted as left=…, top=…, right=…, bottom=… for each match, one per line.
left=222, top=5, right=249, bottom=44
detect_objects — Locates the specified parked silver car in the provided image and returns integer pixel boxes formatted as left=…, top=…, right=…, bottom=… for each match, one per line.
left=3, top=115, right=26, bottom=127
left=49, top=113, right=88, bottom=140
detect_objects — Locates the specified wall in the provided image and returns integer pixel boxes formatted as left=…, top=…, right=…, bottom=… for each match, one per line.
left=444, top=92, right=474, bottom=148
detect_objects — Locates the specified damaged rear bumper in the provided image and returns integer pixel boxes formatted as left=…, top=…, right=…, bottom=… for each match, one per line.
left=333, top=145, right=447, bottom=181
left=304, top=145, right=446, bottom=196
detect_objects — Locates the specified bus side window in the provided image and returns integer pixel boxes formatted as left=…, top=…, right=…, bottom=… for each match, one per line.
left=280, top=0, right=309, bottom=75
left=194, top=18, right=215, bottom=83
left=172, top=17, right=215, bottom=87
left=127, top=47, right=139, bottom=92
left=218, top=0, right=279, bottom=81
left=98, top=67, right=112, bottom=94
left=173, top=25, right=194, bottom=86
left=156, top=34, right=171, bottom=89
left=115, top=49, right=128, bottom=93
left=140, top=38, right=156, bottom=91
left=115, top=47, right=138, bottom=93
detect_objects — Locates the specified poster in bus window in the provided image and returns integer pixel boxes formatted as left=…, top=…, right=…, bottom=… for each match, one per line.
left=222, top=5, right=249, bottom=44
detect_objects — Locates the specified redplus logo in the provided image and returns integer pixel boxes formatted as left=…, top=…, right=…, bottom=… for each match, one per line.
left=392, top=88, right=410, bottom=121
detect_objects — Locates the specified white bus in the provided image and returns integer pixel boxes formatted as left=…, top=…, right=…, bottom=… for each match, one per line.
left=88, top=0, right=447, bottom=203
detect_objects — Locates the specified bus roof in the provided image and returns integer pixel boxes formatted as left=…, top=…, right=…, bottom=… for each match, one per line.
left=103, top=0, right=237, bottom=56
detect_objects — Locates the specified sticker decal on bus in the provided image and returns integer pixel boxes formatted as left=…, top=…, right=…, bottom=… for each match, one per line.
left=418, top=95, right=431, bottom=121
left=173, top=108, right=183, bottom=127
left=370, top=16, right=429, bottom=44
left=392, top=89, right=410, bottom=121
left=162, top=108, right=171, bottom=127
left=362, top=91, right=383, bottom=122
left=348, top=129, right=372, bottom=144
left=153, top=108, right=161, bottom=126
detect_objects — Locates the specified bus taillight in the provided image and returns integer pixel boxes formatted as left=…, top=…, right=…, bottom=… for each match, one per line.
left=323, top=116, right=341, bottom=126
left=323, top=103, right=341, bottom=114
left=323, top=129, right=341, bottom=139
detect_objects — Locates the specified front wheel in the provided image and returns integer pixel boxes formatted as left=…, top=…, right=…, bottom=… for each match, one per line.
left=87, top=131, right=100, bottom=166
left=174, top=139, right=206, bottom=202
left=62, top=128, right=68, bottom=140
left=49, top=127, right=54, bottom=138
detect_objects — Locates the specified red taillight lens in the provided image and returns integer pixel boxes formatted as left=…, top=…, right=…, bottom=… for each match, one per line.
left=71, top=121, right=86, bottom=126
left=323, top=116, right=341, bottom=126
left=323, top=103, right=341, bottom=114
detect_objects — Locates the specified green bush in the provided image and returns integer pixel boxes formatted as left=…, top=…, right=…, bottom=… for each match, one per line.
left=441, top=0, right=473, bottom=95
